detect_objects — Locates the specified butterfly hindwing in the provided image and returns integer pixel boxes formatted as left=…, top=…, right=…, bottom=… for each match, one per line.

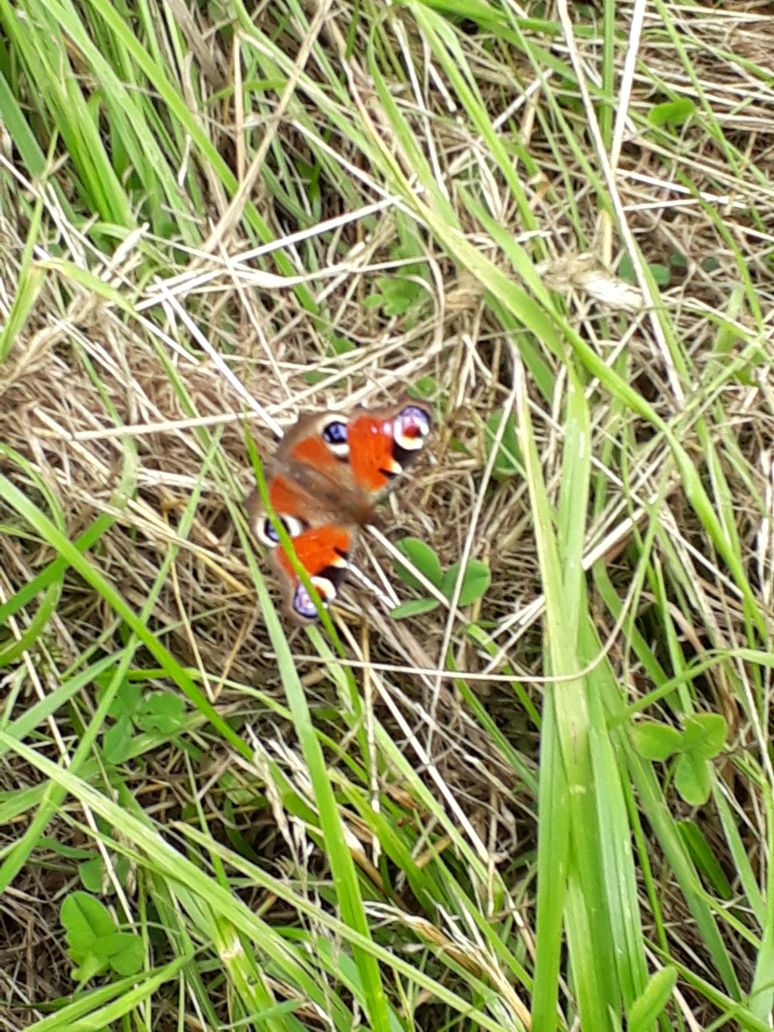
left=275, top=524, right=352, bottom=622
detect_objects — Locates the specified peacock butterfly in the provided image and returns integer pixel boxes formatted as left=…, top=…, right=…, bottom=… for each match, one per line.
left=247, top=399, right=433, bottom=622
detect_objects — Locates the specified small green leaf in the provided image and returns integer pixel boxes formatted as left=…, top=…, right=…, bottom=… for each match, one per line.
left=390, top=598, right=440, bottom=620
left=618, top=256, right=670, bottom=287
left=650, top=263, right=670, bottom=286
left=407, top=376, right=437, bottom=401
left=648, top=98, right=695, bottom=127
left=103, top=715, right=134, bottom=764
left=135, top=692, right=185, bottom=734
left=395, top=537, right=444, bottom=590
left=485, top=410, right=522, bottom=478
left=675, top=751, right=711, bottom=806
left=373, top=275, right=423, bottom=317
left=441, top=560, right=491, bottom=606
left=99, top=677, right=140, bottom=718
left=682, top=713, right=726, bottom=759
left=100, top=931, right=144, bottom=976
left=630, top=721, right=682, bottom=761
left=79, top=855, right=131, bottom=895
left=62, top=892, right=116, bottom=948
left=618, top=255, right=635, bottom=284
left=79, top=857, right=104, bottom=893
left=61, top=892, right=143, bottom=983
left=627, top=966, right=677, bottom=1031
left=329, top=335, right=355, bottom=355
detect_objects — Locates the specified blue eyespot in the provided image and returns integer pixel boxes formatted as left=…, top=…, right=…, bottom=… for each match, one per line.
left=293, top=583, right=320, bottom=620
left=322, top=421, right=348, bottom=445
left=322, top=419, right=349, bottom=458
left=262, top=518, right=280, bottom=544
left=256, top=513, right=305, bottom=548
left=292, top=576, right=335, bottom=621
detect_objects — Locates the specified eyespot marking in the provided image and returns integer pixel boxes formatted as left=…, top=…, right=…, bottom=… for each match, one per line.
left=292, top=575, right=336, bottom=620
left=393, top=405, right=432, bottom=452
left=256, top=513, right=306, bottom=548
left=321, top=419, right=349, bottom=459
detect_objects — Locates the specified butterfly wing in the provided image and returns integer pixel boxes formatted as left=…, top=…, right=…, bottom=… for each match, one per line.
left=273, top=521, right=353, bottom=622
left=249, top=400, right=432, bottom=621
left=345, top=401, right=434, bottom=494
left=248, top=472, right=354, bottom=622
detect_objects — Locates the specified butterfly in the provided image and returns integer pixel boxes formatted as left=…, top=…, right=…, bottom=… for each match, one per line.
left=247, top=399, right=433, bottom=622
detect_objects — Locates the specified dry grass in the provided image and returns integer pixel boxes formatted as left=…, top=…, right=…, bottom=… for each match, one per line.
left=1, top=0, right=773, bottom=1028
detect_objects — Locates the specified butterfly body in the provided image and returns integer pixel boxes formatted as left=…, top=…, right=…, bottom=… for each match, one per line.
left=248, top=400, right=432, bottom=621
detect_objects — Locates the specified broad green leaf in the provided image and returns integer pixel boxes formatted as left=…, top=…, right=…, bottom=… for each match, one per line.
left=104, top=678, right=141, bottom=719
left=329, top=335, right=355, bottom=355
left=135, top=692, right=185, bottom=734
left=675, top=752, right=711, bottom=806
left=408, top=375, right=438, bottom=400
left=395, top=537, right=444, bottom=589
left=100, top=932, right=144, bottom=976
left=648, top=98, right=695, bottom=127
left=79, top=857, right=104, bottom=893
left=630, top=721, right=682, bottom=761
left=61, top=892, right=143, bottom=982
left=79, top=855, right=131, bottom=895
left=441, top=560, right=491, bottom=606
left=683, top=713, right=726, bottom=759
left=650, top=263, right=670, bottom=286
left=670, top=251, right=687, bottom=269
left=390, top=598, right=440, bottom=620
left=62, top=891, right=115, bottom=948
left=374, top=275, right=423, bottom=317
left=103, top=715, right=134, bottom=765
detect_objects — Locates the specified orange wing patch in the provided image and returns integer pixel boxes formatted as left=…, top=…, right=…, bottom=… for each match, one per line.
left=275, top=525, right=351, bottom=577
left=268, top=474, right=309, bottom=518
left=347, top=415, right=399, bottom=493
left=291, top=436, right=341, bottom=471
